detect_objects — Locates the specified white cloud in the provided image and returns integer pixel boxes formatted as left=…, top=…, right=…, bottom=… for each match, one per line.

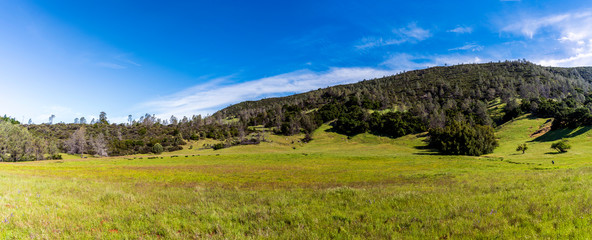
left=538, top=51, right=592, bottom=67
left=448, top=26, right=473, bottom=34
left=449, top=43, right=483, bottom=52
left=502, top=10, right=592, bottom=67
left=143, top=67, right=396, bottom=118
left=143, top=51, right=492, bottom=119
left=396, top=23, right=431, bottom=41
left=356, top=23, right=431, bottom=49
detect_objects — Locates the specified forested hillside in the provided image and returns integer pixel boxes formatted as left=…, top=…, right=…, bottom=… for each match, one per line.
left=4, top=60, right=592, bottom=160
left=216, top=60, right=592, bottom=130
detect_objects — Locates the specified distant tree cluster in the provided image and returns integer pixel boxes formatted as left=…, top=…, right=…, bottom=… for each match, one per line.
left=0, top=120, right=60, bottom=161
left=429, top=121, right=498, bottom=156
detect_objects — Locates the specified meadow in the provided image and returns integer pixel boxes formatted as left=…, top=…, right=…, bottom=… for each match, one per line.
left=1, top=115, right=592, bottom=238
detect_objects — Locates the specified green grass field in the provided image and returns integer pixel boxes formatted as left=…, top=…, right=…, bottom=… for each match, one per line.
left=1, top=114, right=592, bottom=238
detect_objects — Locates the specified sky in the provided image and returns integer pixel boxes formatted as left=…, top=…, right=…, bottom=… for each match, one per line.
left=1, top=0, right=592, bottom=124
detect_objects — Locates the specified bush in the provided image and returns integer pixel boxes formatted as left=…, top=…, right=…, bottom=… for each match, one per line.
left=516, top=143, right=528, bottom=154
left=429, top=121, right=498, bottom=156
left=302, top=133, right=313, bottom=143
left=551, top=139, right=571, bottom=153
left=212, top=143, right=225, bottom=150
left=152, top=143, right=164, bottom=154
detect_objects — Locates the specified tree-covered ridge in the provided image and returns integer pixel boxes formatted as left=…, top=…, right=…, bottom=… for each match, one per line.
left=216, top=61, right=592, bottom=121
left=212, top=61, right=592, bottom=139
left=6, top=60, right=592, bottom=159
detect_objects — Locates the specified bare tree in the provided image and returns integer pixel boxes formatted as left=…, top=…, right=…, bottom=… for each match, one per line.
left=66, top=127, right=87, bottom=157
left=91, top=133, right=108, bottom=157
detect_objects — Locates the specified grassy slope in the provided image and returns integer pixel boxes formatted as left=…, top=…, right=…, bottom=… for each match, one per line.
left=0, top=117, right=592, bottom=238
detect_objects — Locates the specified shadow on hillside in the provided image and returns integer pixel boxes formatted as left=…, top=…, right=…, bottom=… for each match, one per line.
left=323, top=127, right=358, bottom=137
left=413, top=145, right=440, bottom=155
left=530, top=126, right=592, bottom=142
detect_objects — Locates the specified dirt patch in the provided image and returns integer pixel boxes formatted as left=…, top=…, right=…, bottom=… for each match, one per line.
left=530, top=120, right=553, bottom=138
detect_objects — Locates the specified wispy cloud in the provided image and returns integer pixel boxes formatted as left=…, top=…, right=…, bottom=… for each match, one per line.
left=144, top=67, right=396, bottom=118
left=144, top=51, right=494, bottom=119
left=96, top=54, right=141, bottom=69
left=449, top=43, right=483, bottom=52
left=448, top=26, right=473, bottom=34
left=502, top=10, right=592, bottom=67
left=396, top=23, right=431, bottom=41
left=502, top=14, right=571, bottom=39
left=356, top=23, right=431, bottom=49
left=96, top=62, right=126, bottom=69
left=115, top=54, right=142, bottom=67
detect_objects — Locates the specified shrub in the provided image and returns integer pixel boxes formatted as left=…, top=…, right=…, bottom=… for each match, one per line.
left=302, top=133, right=313, bottom=143
left=551, top=139, right=571, bottom=153
left=212, top=143, right=225, bottom=150
left=152, top=143, right=164, bottom=154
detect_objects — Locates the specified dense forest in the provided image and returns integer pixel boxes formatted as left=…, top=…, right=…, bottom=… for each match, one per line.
left=3, top=60, right=592, bottom=160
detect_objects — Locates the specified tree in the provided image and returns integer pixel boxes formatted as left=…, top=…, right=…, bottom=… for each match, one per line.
left=152, top=143, right=164, bottom=154
left=80, top=117, right=87, bottom=124
left=99, top=111, right=108, bottom=124
left=49, top=114, right=55, bottom=124
left=48, top=141, right=61, bottom=159
left=0, top=121, right=38, bottom=161
left=170, top=115, right=178, bottom=125
left=516, top=143, right=528, bottom=154
left=65, top=127, right=87, bottom=157
left=551, top=139, right=571, bottom=153
left=332, top=106, right=369, bottom=136
left=429, top=121, right=498, bottom=156
left=91, top=133, right=108, bottom=157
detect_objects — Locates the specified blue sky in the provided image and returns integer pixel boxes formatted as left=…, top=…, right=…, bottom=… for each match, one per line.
left=1, top=0, right=591, bottom=123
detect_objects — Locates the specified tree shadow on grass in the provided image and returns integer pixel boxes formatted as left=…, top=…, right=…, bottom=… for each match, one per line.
left=530, top=126, right=592, bottom=142
left=544, top=151, right=566, bottom=155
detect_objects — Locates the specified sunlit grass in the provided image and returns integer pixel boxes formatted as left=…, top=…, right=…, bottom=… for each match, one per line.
left=0, top=117, right=592, bottom=238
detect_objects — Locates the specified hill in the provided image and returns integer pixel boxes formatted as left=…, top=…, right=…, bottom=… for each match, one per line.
left=10, top=60, right=592, bottom=159
left=215, top=60, right=592, bottom=122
